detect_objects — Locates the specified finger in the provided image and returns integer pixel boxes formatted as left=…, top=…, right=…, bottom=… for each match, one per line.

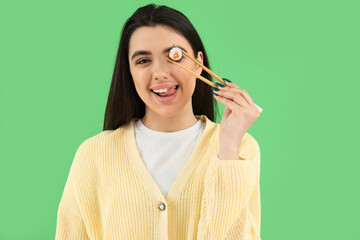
left=237, top=89, right=255, bottom=106
left=222, top=106, right=231, bottom=123
left=221, top=86, right=255, bottom=106
left=215, top=87, right=250, bottom=108
left=220, top=80, right=255, bottom=106
left=219, top=106, right=231, bottom=128
left=213, top=94, right=244, bottom=111
left=224, top=81, right=241, bottom=89
left=222, top=78, right=241, bottom=89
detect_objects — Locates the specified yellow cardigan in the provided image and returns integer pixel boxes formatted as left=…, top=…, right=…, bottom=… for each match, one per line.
left=55, top=115, right=261, bottom=240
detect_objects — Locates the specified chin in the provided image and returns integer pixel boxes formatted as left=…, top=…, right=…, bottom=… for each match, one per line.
left=146, top=104, right=185, bottom=119
left=144, top=94, right=192, bottom=119
left=156, top=109, right=180, bottom=119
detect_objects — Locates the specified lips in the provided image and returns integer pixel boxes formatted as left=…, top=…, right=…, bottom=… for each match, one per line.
left=150, top=82, right=178, bottom=88
left=151, top=85, right=178, bottom=96
left=150, top=85, right=179, bottom=103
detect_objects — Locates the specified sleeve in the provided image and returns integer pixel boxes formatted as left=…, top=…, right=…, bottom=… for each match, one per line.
left=55, top=200, right=90, bottom=240
left=196, top=134, right=261, bottom=240
left=55, top=141, right=90, bottom=240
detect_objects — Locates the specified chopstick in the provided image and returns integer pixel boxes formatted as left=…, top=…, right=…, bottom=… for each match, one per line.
left=166, top=46, right=264, bottom=114
left=172, top=44, right=227, bottom=86
left=164, top=56, right=218, bottom=88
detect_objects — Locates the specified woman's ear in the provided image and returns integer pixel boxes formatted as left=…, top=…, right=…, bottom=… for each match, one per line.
left=195, top=51, right=204, bottom=76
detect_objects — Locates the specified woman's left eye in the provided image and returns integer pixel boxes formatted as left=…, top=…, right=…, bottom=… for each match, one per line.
left=136, top=59, right=150, bottom=64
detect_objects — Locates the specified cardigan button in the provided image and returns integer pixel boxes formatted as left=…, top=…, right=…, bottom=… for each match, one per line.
left=159, top=202, right=166, bottom=211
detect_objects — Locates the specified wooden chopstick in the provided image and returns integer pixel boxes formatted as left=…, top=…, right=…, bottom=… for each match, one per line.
left=165, top=56, right=218, bottom=88
left=172, top=44, right=227, bottom=86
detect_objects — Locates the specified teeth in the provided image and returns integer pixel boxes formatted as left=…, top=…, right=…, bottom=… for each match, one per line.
left=153, top=88, right=169, bottom=93
left=152, top=86, right=177, bottom=93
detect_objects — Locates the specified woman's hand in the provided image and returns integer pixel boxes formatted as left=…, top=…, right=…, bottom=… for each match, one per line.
left=212, top=79, right=260, bottom=160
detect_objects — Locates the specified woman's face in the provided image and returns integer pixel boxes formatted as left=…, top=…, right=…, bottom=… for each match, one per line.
left=128, top=25, right=203, bottom=119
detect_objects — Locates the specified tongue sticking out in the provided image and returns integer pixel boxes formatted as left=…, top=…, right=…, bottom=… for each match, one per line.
left=158, top=87, right=176, bottom=97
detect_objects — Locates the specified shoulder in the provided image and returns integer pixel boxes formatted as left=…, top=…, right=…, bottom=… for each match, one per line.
left=72, top=127, right=126, bottom=164
left=79, top=128, right=123, bottom=149
left=66, top=128, right=125, bottom=180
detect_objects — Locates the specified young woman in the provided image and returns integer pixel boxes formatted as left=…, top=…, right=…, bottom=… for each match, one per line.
left=56, top=4, right=261, bottom=240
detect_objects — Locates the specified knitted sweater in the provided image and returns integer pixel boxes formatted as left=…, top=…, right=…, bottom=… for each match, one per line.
left=55, top=115, right=261, bottom=240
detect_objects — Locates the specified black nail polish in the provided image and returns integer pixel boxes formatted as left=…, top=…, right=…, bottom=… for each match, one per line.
left=222, top=78, right=232, bottom=83
left=211, top=87, right=219, bottom=91
left=213, top=92, right=219, bottom=96
left=215, top=82, right=225, bottom=88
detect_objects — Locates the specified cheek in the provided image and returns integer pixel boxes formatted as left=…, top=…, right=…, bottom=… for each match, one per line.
left=131, top=71, right=149, bottom=93
left=177, top=70, right=197, bottom=92
left=173, top=61, right=197, bottom=83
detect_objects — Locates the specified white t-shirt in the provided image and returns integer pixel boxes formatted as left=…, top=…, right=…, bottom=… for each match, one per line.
left=134, top=118, right=205, bottom=198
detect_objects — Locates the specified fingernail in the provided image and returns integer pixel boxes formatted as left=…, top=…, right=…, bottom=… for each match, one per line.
left=211, top=87, right=219, bottom=91
left=215, top=82, right=225, bottom=88
left=213, top=92, right=219, bottom=96
left=222, top=78, right=232, bottom=83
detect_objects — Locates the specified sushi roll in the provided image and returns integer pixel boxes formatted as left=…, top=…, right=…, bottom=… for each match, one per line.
left=169, top=47, right=183, bottom=62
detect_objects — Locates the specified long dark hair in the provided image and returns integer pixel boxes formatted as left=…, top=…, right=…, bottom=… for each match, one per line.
left=103, top=3, right=219, bottom=131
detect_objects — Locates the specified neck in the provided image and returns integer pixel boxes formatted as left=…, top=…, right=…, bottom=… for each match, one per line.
left=141, top=104, right=198, bottom=132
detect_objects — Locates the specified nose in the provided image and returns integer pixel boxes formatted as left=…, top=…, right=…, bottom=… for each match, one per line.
left=152, top=59, right=169, bottom=81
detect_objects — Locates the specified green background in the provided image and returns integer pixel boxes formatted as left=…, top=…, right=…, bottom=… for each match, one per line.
left=1, top=0, right=359, bottom=239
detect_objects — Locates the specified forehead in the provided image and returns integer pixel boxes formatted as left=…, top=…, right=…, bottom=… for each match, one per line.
left=128, top=25, right=193, bottom=56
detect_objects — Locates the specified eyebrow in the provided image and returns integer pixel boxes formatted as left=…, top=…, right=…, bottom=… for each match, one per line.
left=130, top=45, right=188, bottom=61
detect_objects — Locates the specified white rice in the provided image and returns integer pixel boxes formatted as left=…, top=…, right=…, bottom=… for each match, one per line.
left=169, top=47, right=183, bottom=61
